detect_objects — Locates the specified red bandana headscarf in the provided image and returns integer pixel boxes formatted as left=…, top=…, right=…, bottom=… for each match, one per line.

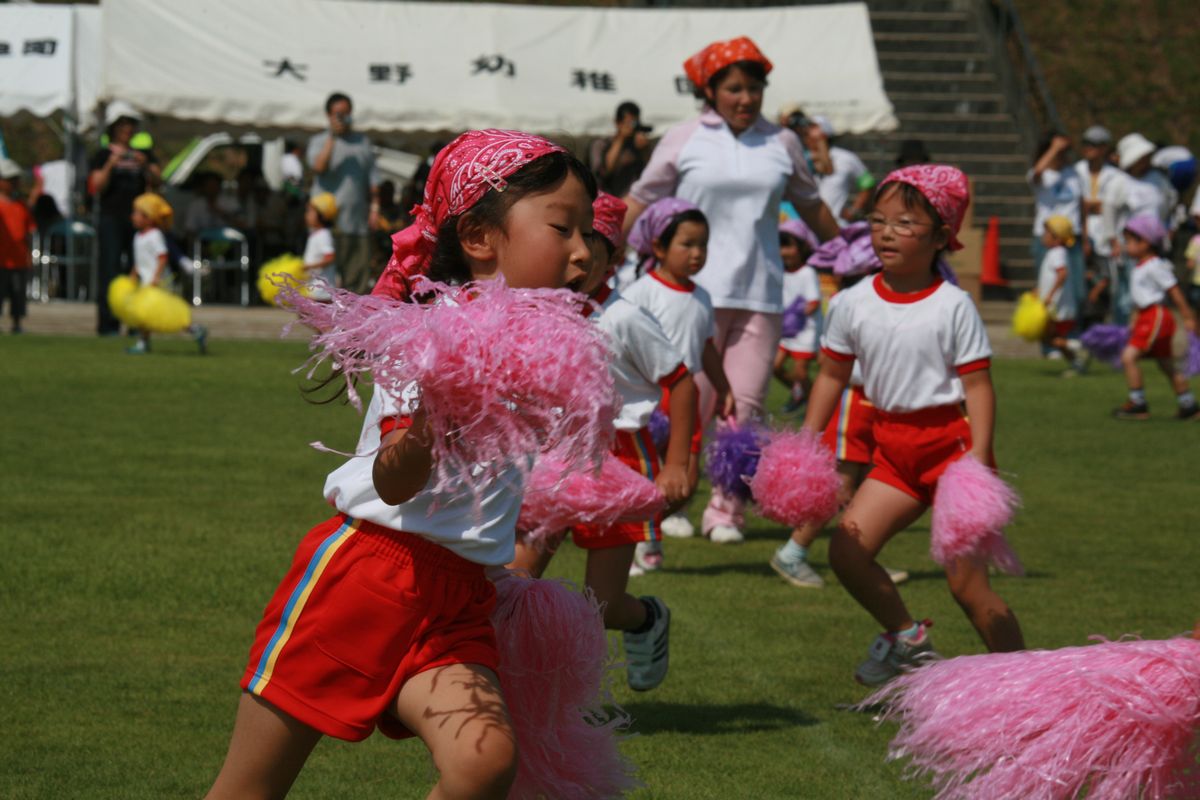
left=373, top=129, right=567, bottom=300
left=683, top=36, right=773, bottom=90
left=592, top=192, right=627, bottom=250
left=879, top=165, right=970, bottom=252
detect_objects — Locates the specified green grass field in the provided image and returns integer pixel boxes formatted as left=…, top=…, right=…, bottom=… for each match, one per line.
left=3, top=335, right=1197, bottom=799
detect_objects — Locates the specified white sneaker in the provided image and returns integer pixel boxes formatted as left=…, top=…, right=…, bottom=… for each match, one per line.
left=633, top=540, right=663, bottom=572
left=854, top=621, right=939, bottom=687
left=708, top=524, right=745, bottom=544
left=660, top=513, right=695, bottom=539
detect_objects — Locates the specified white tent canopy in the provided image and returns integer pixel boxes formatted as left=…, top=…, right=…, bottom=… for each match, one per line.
left=101, top=0, right=896, bottom=137
left=0, top=5, right=100, bottom=121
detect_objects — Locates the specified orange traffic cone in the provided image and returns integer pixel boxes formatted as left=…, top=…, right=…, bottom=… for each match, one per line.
left=980, top=216, right=1007, bottom=287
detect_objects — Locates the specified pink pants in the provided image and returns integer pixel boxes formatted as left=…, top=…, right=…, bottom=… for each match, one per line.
left=694, top=308, right=782, bottom=532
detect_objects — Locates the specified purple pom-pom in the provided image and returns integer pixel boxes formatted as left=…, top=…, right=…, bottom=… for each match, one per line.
left=704, top=421, right=769, bottom=502
left=1081, top=324, right=1129, bottom=369
left=781, top=297, right=808, bottom=338
left=807, top=221, right=881, bottom=277
left=648, top=408, right=671, bottom=453
left=1184, top=331, right=1200, bottom=378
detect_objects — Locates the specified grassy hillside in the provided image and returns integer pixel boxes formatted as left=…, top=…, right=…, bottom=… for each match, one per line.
left=1013, top=0, right=1200, bottom=154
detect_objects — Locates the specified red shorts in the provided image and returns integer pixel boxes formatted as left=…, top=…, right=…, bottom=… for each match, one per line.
left=869, top=405, right=984, bottom=506
left=821, top=385, right=875, bottom=465
left=1050, top=319, right=1075, bottom=338
left=779, top=347, right=816, bottom=361
left=242, top=515, right=498, bottom=741
left=660, top=384, right=703, bottom=455
left=1129, top=305, right=1175, bottom=359
left=572, top=427, right=662, bottom=548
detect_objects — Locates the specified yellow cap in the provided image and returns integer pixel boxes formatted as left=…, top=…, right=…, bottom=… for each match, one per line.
left=132, top=193, right=174, bottom=229
left=1043, top=215, right=1075, bottom=248
left=309, top=192, right=338, bottom=224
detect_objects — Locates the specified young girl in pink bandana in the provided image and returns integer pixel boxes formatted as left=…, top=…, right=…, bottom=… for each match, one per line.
left=206, top=130, right=597, bottom=799
left=803, top=165, right=1025, bottom=687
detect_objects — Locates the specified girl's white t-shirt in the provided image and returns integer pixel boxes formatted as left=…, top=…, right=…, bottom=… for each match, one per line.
left=779, top=265, right=823, bottom=354
left=133, top=228, right=168, bottom=285
left=593, top=289, right=687, bottom=431
left=821, top=274, right=991, bottom=413
left=322, top=384, right=526, bottom=567
left=621, top=271, right=715, bottom=374
left=1129, top=256, right=1178, bottom=309
left=1037, top=245, right=1076, bottom=321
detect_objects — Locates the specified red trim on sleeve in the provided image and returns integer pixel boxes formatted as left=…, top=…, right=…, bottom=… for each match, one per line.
left=872, top=273, right=944, bottom=304
left=820, top=346, right=855, bottom=363
left=657, top=362, right=690, bottom=388
left=955, top=358, right=991, bottom=376
left=379, top=415, right=414, bottom=436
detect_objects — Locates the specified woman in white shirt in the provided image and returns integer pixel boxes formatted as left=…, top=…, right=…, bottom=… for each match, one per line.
left=622, top=36, right=838, bottom=543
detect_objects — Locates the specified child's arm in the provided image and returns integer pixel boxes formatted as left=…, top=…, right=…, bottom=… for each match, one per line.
left=1166, top=285, right=1197, bottom=333
left=659, top=373, right=697, bottom=504
left=700, top=340, right=736, bottom=420
left=372, top=408, right=435, bottom=506
left=305, top=252, right=335, bottom=272
left=151, top=253, right=167, bottom=286
left=801, top=354, right=852, bottom=434
left=961, top=369, right=996, bottom=464
left=1042, top=267, right=1066, bottom=308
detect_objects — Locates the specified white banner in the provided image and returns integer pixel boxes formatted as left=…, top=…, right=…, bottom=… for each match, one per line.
left=0, top=6, right=76, bottom=118
left=101, top=0, right=896, bottom=136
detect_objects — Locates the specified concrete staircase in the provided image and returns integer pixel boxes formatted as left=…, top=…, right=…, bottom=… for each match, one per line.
left=830, top=0, right=1039, bottom=291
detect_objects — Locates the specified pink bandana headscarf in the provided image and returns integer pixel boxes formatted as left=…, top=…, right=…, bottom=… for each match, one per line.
left=683, top=36, right=773, bottom=89
left=373, top=129, right=567, bottom=300
left=879, top=165, right=970, bottom=252
left=592, top=193, right=627, bottom=250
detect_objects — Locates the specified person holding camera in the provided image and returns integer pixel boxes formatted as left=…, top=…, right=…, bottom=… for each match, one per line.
left=589, top=101, right=653, bottom=198
left=88, top=101, right=161, bottom=335
left=307, top=92, right=380, bottom=294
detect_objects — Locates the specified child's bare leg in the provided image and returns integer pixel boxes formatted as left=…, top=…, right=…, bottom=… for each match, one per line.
left=507, top=532, right=565, bottom=578
left=585, top=544, right=646, bottom=630
left=393, top=663, right=518, bottom=800
left=1120, top=345, right=1144, bottom=390
left=1155, top=356, right=1189, bottom=394
left=944, top=557, right=1024, bottom=652
left=828, top=479, right=926, bottom=632
left=772, top=349, right=790, bottom=386
left=205, top=693, right=322, bottom=800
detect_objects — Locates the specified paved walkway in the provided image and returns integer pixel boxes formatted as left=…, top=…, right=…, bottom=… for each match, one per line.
left=14, top=298, right=1040, bottom=358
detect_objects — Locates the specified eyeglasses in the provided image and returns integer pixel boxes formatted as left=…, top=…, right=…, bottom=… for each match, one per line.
left=866, top=214, right=933, bottom=238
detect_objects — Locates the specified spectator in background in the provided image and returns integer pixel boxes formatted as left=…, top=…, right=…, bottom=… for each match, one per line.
left=307, top=92, right=380, bottom=293
left=0, top=157, right=38, bottom=333
left=894, top=138, right=931, bottom=168
left=786, top=111, right=874, bottom=225
left=88, top=101, right=160, bottom=335
left=590, top=101, right=653, bottom=198
left=280, top=139, right=305, bottom=198
left=371, top=179, right=406, bottom=274
left=1028, top=132, right=1086, bottom=335
left=182, top=171, right=239, bottom=243
left=1074, top=126, right=1124, bottom=324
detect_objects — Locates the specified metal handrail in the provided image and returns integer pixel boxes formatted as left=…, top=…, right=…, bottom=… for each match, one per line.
left=990, top=0, right=1064, bottom=135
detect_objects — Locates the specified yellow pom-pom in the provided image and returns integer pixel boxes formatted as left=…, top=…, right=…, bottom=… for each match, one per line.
left=107, top=275, right=141, bottom=326
left=257, top=254, right=310, bottom=306
left=127, top=285, right=192, bottom=333
left=1011, top=291, right=1049, bottom=342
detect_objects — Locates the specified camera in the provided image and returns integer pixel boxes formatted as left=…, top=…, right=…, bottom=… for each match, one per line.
left=634, top=123, right=653, bottom=134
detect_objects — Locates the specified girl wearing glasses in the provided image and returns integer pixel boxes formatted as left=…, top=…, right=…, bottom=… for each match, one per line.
left=802, top=165, right=1025, bottom=687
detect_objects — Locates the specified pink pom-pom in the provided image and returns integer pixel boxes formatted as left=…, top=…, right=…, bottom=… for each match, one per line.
left=517, top=453, right=666, bottom=546
left=931, top=457, right=1023, bottom=575
left=281, top=278, right=618, bottom=498
left=491, top=573, right=639, bottom=800
left=749, top=430, right=841, bottom=526
left=865, top=636, right=1200, bottom=800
